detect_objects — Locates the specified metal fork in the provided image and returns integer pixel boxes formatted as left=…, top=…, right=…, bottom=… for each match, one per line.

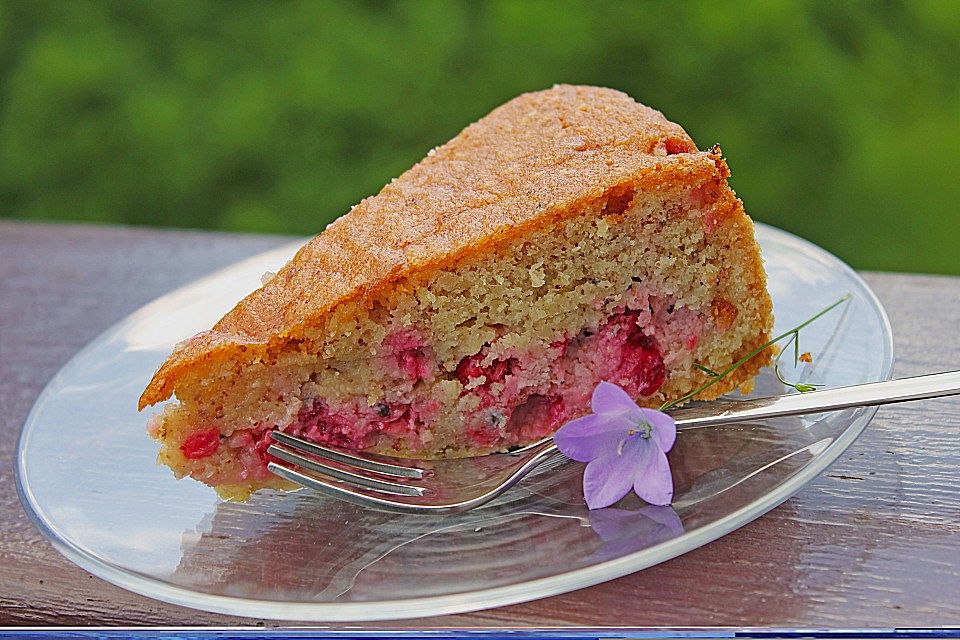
left=267, top=371, right=960, bottom=514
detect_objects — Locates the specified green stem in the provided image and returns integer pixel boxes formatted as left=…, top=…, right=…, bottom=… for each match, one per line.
left=659, top=293, right=851, bottom=411
left=774, top=333, right=822, bottom=393
left=693, top=363, right=721, bottom=377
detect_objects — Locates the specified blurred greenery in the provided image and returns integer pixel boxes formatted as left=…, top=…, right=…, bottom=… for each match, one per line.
left=0, top=0, right=957, bottom=274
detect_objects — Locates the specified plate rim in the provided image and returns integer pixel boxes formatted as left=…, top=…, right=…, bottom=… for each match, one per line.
left=15, top=222, right=895, bottom=621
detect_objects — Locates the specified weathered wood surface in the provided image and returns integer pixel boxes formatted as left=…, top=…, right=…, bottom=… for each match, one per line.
left=1, top=220, right=958, bottom=627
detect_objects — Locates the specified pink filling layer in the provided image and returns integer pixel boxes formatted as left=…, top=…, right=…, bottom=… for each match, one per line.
left=487, top=308, right=668, bottom=445
left=181, top=428, right=221, bottom=459
left=183, top=295, right=705, bottom=484
left=383, top=329, right=434, bottom=382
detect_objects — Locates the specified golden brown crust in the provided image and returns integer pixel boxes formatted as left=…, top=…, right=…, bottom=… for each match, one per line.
left=140, top=85, right=731, bottom=409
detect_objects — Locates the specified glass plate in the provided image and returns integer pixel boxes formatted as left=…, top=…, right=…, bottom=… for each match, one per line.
left=15, top=224, right=893, bottom=621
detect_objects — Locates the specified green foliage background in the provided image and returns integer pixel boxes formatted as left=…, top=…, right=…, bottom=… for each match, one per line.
left=1, top=1, right=958, bottom=274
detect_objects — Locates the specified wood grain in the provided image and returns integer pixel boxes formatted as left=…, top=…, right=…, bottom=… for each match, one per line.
left=1, top=221, right=958, bottom=628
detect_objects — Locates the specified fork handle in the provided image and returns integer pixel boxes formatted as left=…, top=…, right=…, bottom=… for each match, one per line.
left=669, top=370, right=960, bottom=429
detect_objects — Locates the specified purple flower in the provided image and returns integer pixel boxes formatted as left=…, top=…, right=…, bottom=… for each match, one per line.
left=554, top=381, right=676, bottom=509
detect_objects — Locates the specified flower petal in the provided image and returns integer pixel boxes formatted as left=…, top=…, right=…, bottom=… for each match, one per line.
left=554, top=415, right=627, bottom=462
left=640, top=408, right=677, bottom=453
left=555, top=410, right=638, bottom=438
left=592, top=381, right=645, bottom=423
left=633, top=445, right=674, bottom=506
left=583, top=437, right=646, bottom=509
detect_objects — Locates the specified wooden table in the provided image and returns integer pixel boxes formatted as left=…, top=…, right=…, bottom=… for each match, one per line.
left=1, top=220, right=958, bottom=628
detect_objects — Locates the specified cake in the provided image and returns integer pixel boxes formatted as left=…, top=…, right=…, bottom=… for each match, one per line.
left=140, top=85, right=774, bottom=500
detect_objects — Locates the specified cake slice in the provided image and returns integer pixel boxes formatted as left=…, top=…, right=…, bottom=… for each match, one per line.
left=140, top=85, right=774, bottom=500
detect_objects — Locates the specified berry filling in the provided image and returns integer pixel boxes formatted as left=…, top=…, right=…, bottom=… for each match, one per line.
left=457, top=308, right=667, bottom=447
left=180, top=297, right=700, bottom=484
left=506, top=393, right=567, bottom=442
left=456, top=351, right=519, bottom=409
left=287, top=399, right=424, bottom=450
left=607, top=310, right=666, bottom=396
left=384, top=329, right=434, bottom=382
left=180, top=428, right=220, bottom=459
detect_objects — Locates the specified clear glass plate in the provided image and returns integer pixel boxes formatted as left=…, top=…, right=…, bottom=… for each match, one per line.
left=15, top=224, right=893, bottom=621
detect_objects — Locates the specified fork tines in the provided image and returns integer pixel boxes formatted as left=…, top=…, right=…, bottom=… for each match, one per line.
left=266, top=431, right=427, bottom=498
